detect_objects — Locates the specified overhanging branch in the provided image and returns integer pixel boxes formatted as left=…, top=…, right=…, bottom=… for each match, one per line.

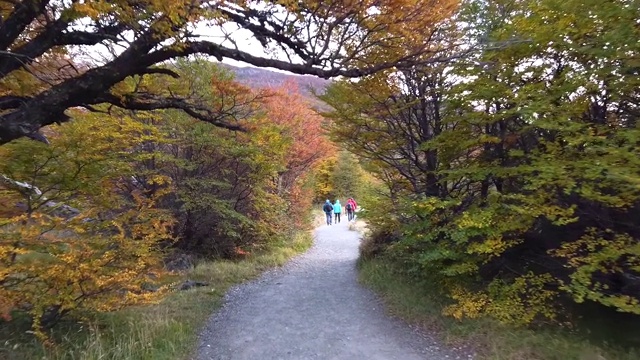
left=217, top=7, right=310, bottom=61
left=55, top=28, right=122, bottom=45
left=144, top=40, right=393, bottom=79
left=0, top=0, right=468, bottom=146
left=138, top=67, right=180, bottom=78
left=95, top=93, right=245, bottom=132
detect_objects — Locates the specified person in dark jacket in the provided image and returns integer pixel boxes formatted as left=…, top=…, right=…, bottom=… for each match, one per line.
left=322, top=199, right=333, bottom=225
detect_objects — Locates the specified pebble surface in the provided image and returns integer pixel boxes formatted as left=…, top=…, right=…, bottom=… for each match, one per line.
left=196, top=220, right=474, bottom=360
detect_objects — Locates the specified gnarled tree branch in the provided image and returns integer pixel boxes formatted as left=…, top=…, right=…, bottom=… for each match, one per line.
left=95, top=93, right=245, bottom=132
left=0, top=0, right=462, bottom=145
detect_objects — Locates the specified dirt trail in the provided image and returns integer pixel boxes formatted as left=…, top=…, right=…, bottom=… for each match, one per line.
left=196, top=220, right=470, bottom=360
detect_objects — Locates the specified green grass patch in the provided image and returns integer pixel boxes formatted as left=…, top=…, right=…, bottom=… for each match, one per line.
left=0, top=231, right=313, bottom=360
left=358, top=257, right=640, bottom=360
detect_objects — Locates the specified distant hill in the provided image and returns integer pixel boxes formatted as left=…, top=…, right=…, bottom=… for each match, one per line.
left=220, top=64, right=331, bottom=101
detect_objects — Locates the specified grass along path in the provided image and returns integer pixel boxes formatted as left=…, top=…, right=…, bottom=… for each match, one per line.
left=196, top=216, right=466, bottom=359
left=358, top=257, right=640, bottom=360
left=0, top=232, right=312, bottom=360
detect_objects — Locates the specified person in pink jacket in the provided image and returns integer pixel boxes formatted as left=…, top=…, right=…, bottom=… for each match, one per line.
left=346, top=198, right=358, bottom=221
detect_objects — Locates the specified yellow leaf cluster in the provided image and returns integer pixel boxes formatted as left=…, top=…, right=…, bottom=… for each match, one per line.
left=0, top=111, right=175, bottom=340
left=443, top=273, right=558, bottom=325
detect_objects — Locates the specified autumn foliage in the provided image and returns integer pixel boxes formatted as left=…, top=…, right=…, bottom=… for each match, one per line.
left=324, top=0, right=640, bottom=327
left=262, top=82, right=333, bottom=227
left=0, top=113, right=175, bottom=339
left=0, top=61, right=332, bottom=339
left=0, top=0, right=460, bottom=144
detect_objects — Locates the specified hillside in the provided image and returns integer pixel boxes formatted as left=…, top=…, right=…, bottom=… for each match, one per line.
left=221, top=64, right=331, bottom=100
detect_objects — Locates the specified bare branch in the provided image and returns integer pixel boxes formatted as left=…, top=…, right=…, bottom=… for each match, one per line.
left=217, top=7, right=310, bottom=62
left=95, top=93, right=246, bottom=132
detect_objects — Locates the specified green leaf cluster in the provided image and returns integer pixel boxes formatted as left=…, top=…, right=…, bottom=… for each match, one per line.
left=325, top=0, right=640, bottom=324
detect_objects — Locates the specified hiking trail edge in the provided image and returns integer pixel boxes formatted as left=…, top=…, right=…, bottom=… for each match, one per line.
left=196, top=221, right=474, bottom=360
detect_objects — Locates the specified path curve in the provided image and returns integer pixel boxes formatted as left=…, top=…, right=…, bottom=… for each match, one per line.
left=196, top=220, right=469, bottom=360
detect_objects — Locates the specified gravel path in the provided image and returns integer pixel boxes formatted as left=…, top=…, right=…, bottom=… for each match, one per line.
left=196, top=220, right=470, bottom=360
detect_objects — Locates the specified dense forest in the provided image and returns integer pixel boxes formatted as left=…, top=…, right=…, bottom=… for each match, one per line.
left=323, top=0, right=640, bottom=331
left=1, top=0, right=639, bottom=356
left=0, top=58, right=337, bottom=337
left=1, top=0, right=449, bottom=340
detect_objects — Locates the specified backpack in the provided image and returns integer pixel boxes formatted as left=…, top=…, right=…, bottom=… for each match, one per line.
left=323, top=203, right=333, bottom=213
left=346, top=203, right=353, bottom=211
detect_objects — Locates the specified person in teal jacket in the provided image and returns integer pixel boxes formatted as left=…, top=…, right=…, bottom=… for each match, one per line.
left=333, top=200, right=342, bottom=223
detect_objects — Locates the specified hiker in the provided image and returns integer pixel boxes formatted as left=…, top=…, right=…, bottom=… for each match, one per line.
left=346, top=198, right=358, bottom=221
left=345, top=198, right=355, bottom=221
left=322, top=200, right=333, bottom=225
left=333, top=199, right=342, bottom=223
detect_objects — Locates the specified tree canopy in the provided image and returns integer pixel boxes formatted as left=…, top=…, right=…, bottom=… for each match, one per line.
left=0, top=0, right=459, bottom=144
left=0, top=59, right=333, bottom=338
left=324, top=0, right=640, bottom=325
